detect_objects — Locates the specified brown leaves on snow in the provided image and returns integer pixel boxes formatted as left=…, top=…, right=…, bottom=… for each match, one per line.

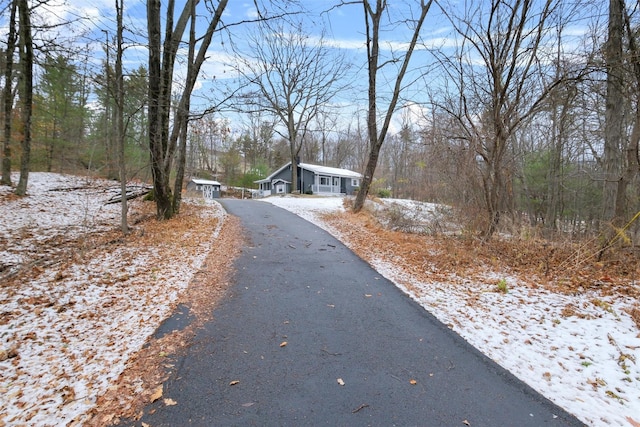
left=321, top=210, right=640, bottom=305
left=1, top=185, right=241, bottom=426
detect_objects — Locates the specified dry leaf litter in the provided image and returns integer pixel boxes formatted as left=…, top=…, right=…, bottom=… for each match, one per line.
left=0, top=173, right=239, bottom=426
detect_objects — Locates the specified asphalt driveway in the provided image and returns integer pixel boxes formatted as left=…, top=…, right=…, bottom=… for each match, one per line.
left=133, top=199, right=584, bottom=426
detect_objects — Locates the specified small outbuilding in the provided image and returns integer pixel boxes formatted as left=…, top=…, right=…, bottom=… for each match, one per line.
left=254, top=162, right=361, bottom=198
left=187, top=178, right=221, bottom=199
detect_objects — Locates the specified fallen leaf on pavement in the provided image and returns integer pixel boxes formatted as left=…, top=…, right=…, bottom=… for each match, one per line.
left=280, top=341, right=287, bottom=347
left=409, top=379, right=417, bottom=385
left=463, top=420, right=470, bottom=426
left=229, top=380, right=240, bottom=386
left=163, top=398, right=177, bottom=406
left=150, top=386, right=163, bottom=403
left=337, top=378, right=345, bottom=386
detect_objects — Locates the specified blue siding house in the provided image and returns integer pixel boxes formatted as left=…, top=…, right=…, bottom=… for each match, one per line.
left=255, top=162, right=362, bottom=197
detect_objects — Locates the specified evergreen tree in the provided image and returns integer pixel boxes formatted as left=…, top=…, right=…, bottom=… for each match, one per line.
left=35, top=55, right=87, bottom=172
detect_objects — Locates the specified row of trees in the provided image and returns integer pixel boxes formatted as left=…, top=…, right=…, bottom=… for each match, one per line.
left=1, top=0, right=639, bottom=245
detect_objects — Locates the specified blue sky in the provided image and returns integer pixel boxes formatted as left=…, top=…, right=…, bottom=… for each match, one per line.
left=2, top=0, right=607, bottom=135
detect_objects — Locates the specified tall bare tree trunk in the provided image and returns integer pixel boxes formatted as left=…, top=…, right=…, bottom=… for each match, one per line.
left=545, top=86, right=575, bottom=233
left=603, top=0, right=624, bottom=225
left=616, top=2, right=640, bottom=244
left=545, top=36, right=574, bottom=233
left=1, top=0, right=17, bottom=186
left=172, top=0, right=227, bottom=213
left=353, top=0, right=432, bottom=213
left=147, top=0, right=228, bottom=220
left=355, top=0, right=381, bottom=210
left=115, top=0, right=128, bottom=233
left=172, top=0, right=196, bottom=215
left=288, top=116, right=299, bottom=193
left=16, top=0, right=32, bottom=196
left=147, top=0, right=172, bottom=219
left=173, top=114, right=189, bottom=213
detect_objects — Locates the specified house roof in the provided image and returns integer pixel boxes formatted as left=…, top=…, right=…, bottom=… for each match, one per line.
left=254, top=177, right=273, bottom=184
left=299, top=163, right=362, bottom=179
left=255, top=162, right=292, bottom=183
left=255, top=162, right=362, bottom=183
left=191, top=178, right=221, bottom=186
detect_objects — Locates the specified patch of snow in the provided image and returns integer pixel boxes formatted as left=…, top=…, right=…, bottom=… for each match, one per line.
left=260, top=195, right=346, bottom=224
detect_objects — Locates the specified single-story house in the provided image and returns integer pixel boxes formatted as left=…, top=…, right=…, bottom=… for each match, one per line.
left=254, top=162, right=362, bottom=198
left=187, top=178, right=221, bottom=198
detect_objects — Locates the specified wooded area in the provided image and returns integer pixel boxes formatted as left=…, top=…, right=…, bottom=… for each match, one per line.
left=0, top=0, right=639, bottom=247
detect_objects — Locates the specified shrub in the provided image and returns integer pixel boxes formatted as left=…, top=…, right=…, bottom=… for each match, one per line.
left=143, top=189, right=155, bottom=201
left=377, top=188, right=392, bottom=198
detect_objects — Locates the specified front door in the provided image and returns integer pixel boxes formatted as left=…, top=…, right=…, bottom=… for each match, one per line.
left=276, top=183, right=285, bottom=194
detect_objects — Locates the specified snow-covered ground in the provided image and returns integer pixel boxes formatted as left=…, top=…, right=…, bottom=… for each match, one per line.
left=1, top=174, right=638, bottom=426
left=261, top=195, right=640, bottom=427
left=0, top=173, right=225, bottom=426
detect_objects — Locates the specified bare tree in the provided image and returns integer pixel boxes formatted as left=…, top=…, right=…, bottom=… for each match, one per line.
left=115, top=0, right=128, bottom=233
left=234, top=19, right=349, bottom=193
left=435, top=0, right=573, bottom=238
left=1, top=0, right=18, bottom=186
left=597, top=0, right=640, bottom=252
left=171, top=0, right=197, bottom=214
left=603, top=0, right=624, bottom=225
left=15, top=0, right=33, bottom=196
left=389, top=122, right=413, bottom=199
left=313, top=110, right=339, bottom=166
left=146, top=0, right=228, bottom=219
left=352, top=0, right=433, bottom=212
left=543, top=54, right=579, bottom=232
left=147, top=0, right=189, bottom=219
left=621, top=3, right=640, bottom=234
left=147, top=0, right=302, bottom=217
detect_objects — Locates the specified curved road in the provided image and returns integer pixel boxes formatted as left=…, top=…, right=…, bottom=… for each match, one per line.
left=133, top=199, right=584, bottom=426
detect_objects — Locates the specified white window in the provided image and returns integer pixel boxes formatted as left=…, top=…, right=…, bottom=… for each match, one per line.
left=319, top=176, right=331, bottom=186
left=351, top=179, right=359, bottom=187
left=333, top=177, right=340, bottom=186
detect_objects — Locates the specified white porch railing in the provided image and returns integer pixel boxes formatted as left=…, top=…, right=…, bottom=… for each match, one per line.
left=253, top=189, right=271, bottom=198
left=312, top=185, right=342, bottom=194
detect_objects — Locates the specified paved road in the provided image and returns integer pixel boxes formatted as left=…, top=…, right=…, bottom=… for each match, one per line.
left=133, top=199, right=584, bottom=426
